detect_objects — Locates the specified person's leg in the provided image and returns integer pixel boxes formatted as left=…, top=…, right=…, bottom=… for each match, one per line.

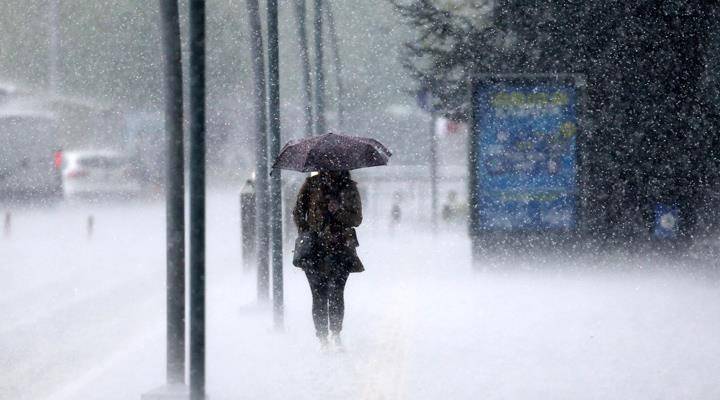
left=328, top=270, right=350, bottom=336
left=305, top=269, right=329, bottom=341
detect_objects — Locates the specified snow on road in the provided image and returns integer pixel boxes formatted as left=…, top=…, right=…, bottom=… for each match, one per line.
left=0, top=199, right=166, bottom=400
left=2, top=190, right=720, bottom=399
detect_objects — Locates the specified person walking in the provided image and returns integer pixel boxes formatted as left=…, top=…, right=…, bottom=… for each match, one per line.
left=293, top=170, right=363, bottom=349
left=271, top=133, right=390, bottom=349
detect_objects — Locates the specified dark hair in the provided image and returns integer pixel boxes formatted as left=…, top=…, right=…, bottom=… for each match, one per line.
left=335, top=170, right=351, bottom=184
left=318, top=170, right=352, bottom=192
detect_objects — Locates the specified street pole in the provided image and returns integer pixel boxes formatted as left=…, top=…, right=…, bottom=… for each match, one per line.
left=293, top=0, right=314, bottom=137
left=159, top=0, right=185, bottom=387
left=313, top=0, right=326, bottom=135
left=267, top=0, right=284, bottom=330
left=141, top=3, right=186, bottom=398
left=325, top=1, right=344, bottom=132
left=245, top=0, right=270, bottom=302
left=48, top=0, right=60, bottom=92
left=188, top=0, right=206, bottom=399
left=430, top=113, right=438, bottom=231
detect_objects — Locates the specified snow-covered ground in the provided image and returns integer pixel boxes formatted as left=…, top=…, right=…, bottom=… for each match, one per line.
left=2, top=190, right=720, bottom=400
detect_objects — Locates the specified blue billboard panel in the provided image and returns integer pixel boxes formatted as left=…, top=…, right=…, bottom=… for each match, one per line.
left=653, top=204, right=679, bottom=239
left=473, top=83, right=577, bottom=230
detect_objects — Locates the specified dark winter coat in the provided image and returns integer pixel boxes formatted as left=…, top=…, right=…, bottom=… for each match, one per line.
left=293, top=174, right=364, bottom=273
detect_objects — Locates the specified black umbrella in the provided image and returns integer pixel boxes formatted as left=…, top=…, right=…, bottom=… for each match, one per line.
left=272, top=132, right=392, bottom=172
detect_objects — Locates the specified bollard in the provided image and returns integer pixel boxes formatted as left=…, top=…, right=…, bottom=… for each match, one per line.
left=87, top=215, right=94, bottom=240
left=3, top=212, right=10, bottom=237
left=240, top=179, right=256, bottom=272
left=391, top=202, right=402, bottom=224
left=389, top=191, right=402, bottom=234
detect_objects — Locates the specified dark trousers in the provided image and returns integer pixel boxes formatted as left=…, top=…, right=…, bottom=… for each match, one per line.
left=304, top=267, right=350, bottom=338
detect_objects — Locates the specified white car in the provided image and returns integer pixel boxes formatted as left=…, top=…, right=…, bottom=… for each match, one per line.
left=61, top=150, right=142, bottom=199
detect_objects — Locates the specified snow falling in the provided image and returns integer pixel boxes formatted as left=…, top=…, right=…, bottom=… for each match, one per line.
left=2, top=1, right=720, bottom=399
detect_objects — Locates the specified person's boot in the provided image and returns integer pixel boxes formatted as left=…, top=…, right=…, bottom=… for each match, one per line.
left=318, top=334, right=329, bottom=351
left=331, top=333, right=344, bottom=352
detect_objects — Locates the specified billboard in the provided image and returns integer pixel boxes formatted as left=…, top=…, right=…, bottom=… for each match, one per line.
left=471, top=76, right=579, bottom=231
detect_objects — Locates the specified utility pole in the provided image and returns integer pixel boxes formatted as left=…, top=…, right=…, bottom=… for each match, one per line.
left=161, top=0, right=186, bottom=388
left=245, top=0, right=270, bottom=302
left=48, top=0, right=60, bottom=92
left=313, top=0, right=326, bottom=135
left=267, top=0, right=284, bottom=330
left=294, top=0, right=314, bottom=137
left=188, top=0, right=206, bottom=398
left=325, top=1, right=344, bottom=132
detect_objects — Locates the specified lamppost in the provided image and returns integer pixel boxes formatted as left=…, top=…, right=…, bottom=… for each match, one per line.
left=313, top=0, right=326, bottom=135
left=418, top=88, right=438, bottom=230
left=294, top=0, right=314, bottom=137
left=159, top=0, right=186, bottom=388
left=267, top=0, right=285, bottom=330
left=245, top=0, right=270, bottom=302
left=48, top=0, right=60, bottom=93
left=187, top=0, right=207, bottom=398
left=325, top=1, right=344, bottom=132
left=141, top=1, right=187, bottom=398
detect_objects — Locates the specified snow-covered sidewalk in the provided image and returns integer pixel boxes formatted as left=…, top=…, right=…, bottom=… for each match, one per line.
left=104, top=229, right=720, bottom=399
left=203, top=230, right=720, bottom=400
left=5, top=193, right=720, bottom=400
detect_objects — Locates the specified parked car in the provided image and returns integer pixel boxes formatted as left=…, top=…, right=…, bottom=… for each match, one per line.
left=61, top=150, right=142, bottom=199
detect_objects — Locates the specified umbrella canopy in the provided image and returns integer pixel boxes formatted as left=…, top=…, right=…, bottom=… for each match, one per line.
left=272, top=133, right=392, bottom=172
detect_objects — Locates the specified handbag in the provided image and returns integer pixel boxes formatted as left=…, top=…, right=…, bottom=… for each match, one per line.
left=293, top=230, right=320, bottom=268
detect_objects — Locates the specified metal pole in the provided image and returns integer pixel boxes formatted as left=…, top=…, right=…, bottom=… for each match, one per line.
left=188, top=0, right=206, bottom=398
left=293, top=0, right=314, bottom=137
left=48, top=0, right=59, bottom=92
left=430, top=114, right=438, bottom=230
left=87, top=215, right=94, bottom=240
left=313, top=0, right=326, bottom=135
left=240, top=180, right=256, bottom=272
left=246, top=0, right=270, bottom=302
left=159, top=0, right=186, bottom=386
left=325, top=1, right=344, bottom=132
left=267, top=0, right=284, bottom=330
left=3, top=212, right=11, bottom=237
